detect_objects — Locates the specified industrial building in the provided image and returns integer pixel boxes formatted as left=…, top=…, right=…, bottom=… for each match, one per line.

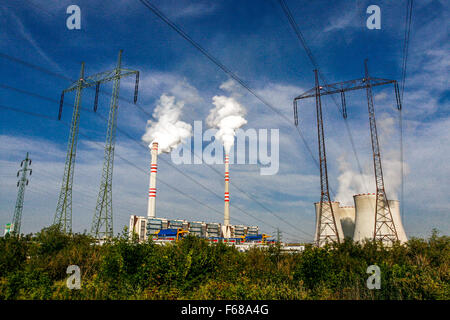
left=129, top=215, right=148, bottom=242
left=137, top=142, right=269, bottom=245
left=128, top=215, right=262, bottom=244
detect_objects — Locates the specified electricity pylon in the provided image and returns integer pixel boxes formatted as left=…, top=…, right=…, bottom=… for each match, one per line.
left=11, top=152, right=32, bottom=236
left=364, top=60, right=399, bottom=245
left=294, top=70, right=341, bottom=247
left=293, top=60, right=402, bottom=246
left=54, top=63, right=86, bottom=234
left=91, top=50, right=139, bottom=239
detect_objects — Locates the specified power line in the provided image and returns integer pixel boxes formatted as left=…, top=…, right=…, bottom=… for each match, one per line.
left=0, top=105, right=233, bottom=224
left=276, top=0, right=370, bottom=194
left=400, top=0, right=414, bottom=101
left=0, top=82, right=313, bottom=239
left=1, top=47, right=316, bottom=238
left=137, top=0, right=319, bottom=166
left=0, top=103, right=309, bottom=241
left=0, top=51, right=153, bottom=119
left=1, top=41, right=315, bottom=239
left=399, top=0, right=414, bottom=222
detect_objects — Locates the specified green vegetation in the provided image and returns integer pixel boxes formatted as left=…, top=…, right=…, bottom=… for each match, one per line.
left=0, top=226, right=448, bottom=300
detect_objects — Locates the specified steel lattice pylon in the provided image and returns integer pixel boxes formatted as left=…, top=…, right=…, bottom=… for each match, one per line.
left=91, top=50, right=139, bottom=239
left=294, top=70, right=341, bottom=247
left=364, top=60, right=399, bottom=245
left=294, top=60, right=402, bottom=246
left=11, top=152, right=32, bottom=236
left=54, top=63, right=86, bottom=234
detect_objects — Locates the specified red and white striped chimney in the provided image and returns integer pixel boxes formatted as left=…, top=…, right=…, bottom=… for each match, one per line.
left=147, top=142, right=158, bottom=219
left=224, top=154, right=230, bottom=226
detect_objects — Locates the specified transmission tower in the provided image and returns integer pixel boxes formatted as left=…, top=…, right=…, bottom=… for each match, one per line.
left=275, top=228, right=283, bottom=243
left=364, top=60, right=399, bottom=245
left=294, top=60, right=402, bottom=246
left=294, top=70, right=341, bottom=247
left=11, top=152, right=32, bottom=236
left=91, top=50, right=139, bottom=240
left=54, top=63, right=86, bottom=233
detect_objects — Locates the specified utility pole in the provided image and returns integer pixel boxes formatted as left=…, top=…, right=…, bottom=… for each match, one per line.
left=294, top=70, right=341, bottom=247
left=11, top=152, right=32, bottom=236
left=293, top=60, right=402, bottom=246
left=91, top=50, right=139, bottom=240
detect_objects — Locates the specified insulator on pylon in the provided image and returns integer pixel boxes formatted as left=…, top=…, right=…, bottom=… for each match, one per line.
left=29, top=169, right=32, bottom=176
left=58, top=91, right=65, bottom=120
left=394, top=81, right=402, bottom=110
left=17, top=171, right=19, bottom=177
left=29, top=159, right=31, bottom=165
left=341, top=91, right=347, bottom=119
left=134, top=72, right=139, bottom=104
left=94, top=82, right=100, bottom=112
left=26, top=180, right=28, bottom=186
left=293, top=101, right=298, bottom=126
left=17, top=181, right=19, bottom=187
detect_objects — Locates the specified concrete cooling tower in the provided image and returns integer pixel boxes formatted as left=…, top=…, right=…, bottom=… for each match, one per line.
left=388, top=200, right=408, bottom=243
left=353, top=193, right=377, bottom=243
left=353, top=193, right=407, bottom=244
left=314, top=201, right=344, bottom=244
left=339, top=206, right=355, bottom=239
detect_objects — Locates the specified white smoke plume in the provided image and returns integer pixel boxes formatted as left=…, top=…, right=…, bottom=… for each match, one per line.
left=335, top=156, right=372, bottom=205
left=336, top=155, right=408, bottom=205
left=206, top=95, right=247, bottom=154
left=142, top=94, right=192, bottom=154
left=336, top=114, right=409, bottom=205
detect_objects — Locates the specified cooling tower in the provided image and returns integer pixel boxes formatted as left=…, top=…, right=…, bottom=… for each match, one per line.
left=353, top=193, right=376, bottom=243
left=339, top=206, right=356, bottom=239
left=147, top=142, right=158, bottom=218
left=388, top=200, right=408, bottom=243
left=314, top=201, right=344, bottom=244
left=353, top=194, right=407, bottom=244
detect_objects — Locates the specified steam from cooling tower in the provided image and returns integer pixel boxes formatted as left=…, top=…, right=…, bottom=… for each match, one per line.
left=336, top=156, right=371, bottom=206
left=206, top=95, right=247, bottom=154
left=335, top=156, right=408, bottom=206
left=142, top=94, right=192, bottom=154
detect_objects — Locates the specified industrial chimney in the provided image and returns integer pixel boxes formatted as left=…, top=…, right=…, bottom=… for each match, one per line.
left=314, top=201, right=344, bottom=244
left=222, top=154, right=231, bottom=238
left=147, top=142, right=158, bottom=218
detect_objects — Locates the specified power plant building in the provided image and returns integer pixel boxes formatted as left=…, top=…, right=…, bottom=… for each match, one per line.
left=129, top=215, right=148, bottom=242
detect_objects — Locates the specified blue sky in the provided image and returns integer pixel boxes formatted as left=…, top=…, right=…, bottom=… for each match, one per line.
left=0, top=0, right=448, bottom=242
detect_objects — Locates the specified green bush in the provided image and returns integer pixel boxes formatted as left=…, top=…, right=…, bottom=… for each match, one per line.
left=0, top=227, right=448, bottom=300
